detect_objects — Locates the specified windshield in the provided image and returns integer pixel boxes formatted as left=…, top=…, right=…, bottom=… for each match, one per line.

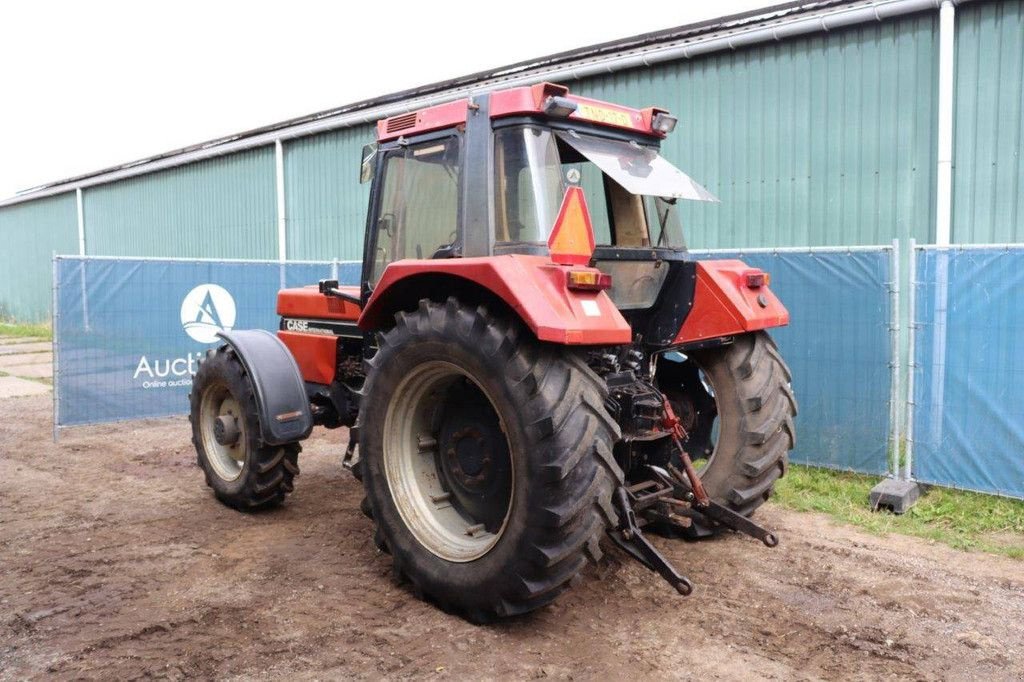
left=493, top=126, right=716, bottom=249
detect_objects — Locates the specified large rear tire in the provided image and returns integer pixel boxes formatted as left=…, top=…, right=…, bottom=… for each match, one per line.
left=661, top=331, right=796, bottom=537
left=360, top=298, right=622, bottom=621
left=189, top=346, right=301, bottom=511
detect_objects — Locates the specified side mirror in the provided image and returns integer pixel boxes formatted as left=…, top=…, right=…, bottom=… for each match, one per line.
left=318, top=279, right=361, bottom=305
left=359, top=143, right=377, bottom=184
left=318, top=279, right=339, bottom=295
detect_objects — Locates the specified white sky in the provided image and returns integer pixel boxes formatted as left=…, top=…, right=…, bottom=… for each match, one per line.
left=0, top=0, right=778, bottom=201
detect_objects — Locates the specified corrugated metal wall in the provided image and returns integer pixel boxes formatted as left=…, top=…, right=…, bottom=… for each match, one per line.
left=577, top=12, right=939, bottom=249
left=0, top=192, right=78, bottom=321
left=283, top=124, right=374, bottom=261
left=83, top=146, right=277, bottom=258
left=952, top=0, right=1024, bottom=243
left=5, top=1, right=1024, bottom=321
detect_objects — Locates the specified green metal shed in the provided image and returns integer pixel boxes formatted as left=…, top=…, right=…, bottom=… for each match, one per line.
left=1, top=0, right=1020, bottom=321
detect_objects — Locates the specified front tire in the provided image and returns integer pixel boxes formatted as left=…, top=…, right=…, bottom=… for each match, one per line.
left=360, top=298, right=622, bottom=621
left=190, top=346, right=301, bottom=511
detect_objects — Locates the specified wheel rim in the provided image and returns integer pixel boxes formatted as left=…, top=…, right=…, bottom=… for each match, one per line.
left=666, top=359, right=720, bottom=474
left=199, top=383, right=247, bottom=481
left=382, top=361, right=514, bottom=562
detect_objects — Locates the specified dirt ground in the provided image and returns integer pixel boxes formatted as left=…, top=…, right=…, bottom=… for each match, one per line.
left=2, top=393, right=1023, bottom=681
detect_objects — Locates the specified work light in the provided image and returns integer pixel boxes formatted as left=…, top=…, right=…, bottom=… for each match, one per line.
left=543, top=95, right=578, bottom=118
left=652, top=112, right=678, bottom=134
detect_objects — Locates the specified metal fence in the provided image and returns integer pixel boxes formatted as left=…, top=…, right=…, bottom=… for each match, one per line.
left=910, top=243, right=1024, bottom=498
left=49, top=244, right=1024, bottom=499
left=53, top=249, right=897, bottom=479
left=53, top=256, right=359, bottom=433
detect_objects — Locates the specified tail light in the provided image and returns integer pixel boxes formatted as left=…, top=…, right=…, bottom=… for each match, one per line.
left=567, top=270, right=612, bottom=291
left=744, top=270, right=770, bottom=288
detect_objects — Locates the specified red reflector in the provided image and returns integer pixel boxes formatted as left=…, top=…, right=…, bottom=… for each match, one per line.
left=547, top=186, right=596, bottom=266
left=744, top=270, right=769, bottom=288
left=567, top=270, right=612, bottom=291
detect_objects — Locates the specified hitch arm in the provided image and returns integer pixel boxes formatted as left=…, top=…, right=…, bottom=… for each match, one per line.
left=608, top=487, right=694, bottom=596
left=655, top=396, right=781, bottom=548
left=649, top=465, right=780, bottom=548
left=691, top=495, right=779, bottom=548
left=659, top=396, right=710, bottom=506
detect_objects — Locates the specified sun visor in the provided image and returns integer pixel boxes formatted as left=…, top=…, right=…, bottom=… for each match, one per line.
left=557, top=131, right=719, bottom=202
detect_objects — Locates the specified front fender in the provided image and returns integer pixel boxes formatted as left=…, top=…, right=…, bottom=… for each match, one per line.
left=674, top=260, right=789, bottom=345
left=358, top=254, right=632, bottom=345
left=215, top=329, right=313, bottom=445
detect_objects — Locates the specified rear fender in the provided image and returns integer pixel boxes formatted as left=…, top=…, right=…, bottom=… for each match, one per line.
left=215, top=329, right=314, bottom=445
left=674, top=260, right=789, bottom=345
left=358, top=254, right=632, bottom=345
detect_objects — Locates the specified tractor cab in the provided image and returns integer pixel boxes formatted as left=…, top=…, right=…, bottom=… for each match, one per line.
left=360, top=83, right=720, bottom=329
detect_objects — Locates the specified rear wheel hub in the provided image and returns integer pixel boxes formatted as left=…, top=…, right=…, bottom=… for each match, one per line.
left=436, top=383, right=512, bottom=533
left=214, top=414, right=240, bottom=446
left=198, top=386, right=247, bottom=481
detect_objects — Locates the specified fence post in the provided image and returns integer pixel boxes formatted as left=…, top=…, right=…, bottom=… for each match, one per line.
left=869, top=239, right=922, bottom=512
left=888, top=239, right=901, bottom=478
left=52, top=253, right=60, bottom=443
left=903, top=238, right=918, bottom=482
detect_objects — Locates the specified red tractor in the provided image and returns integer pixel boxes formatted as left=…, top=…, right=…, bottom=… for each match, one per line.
left=189, top=83, right=796, bottom=621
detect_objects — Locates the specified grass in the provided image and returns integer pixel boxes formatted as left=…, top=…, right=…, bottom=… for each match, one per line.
left=773, top=464, right=1024, bottom=560
left=0, top=321, right=52, bottom=340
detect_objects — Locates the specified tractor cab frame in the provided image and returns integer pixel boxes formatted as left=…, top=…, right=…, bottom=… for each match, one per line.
left=358, top=83, right=715, bottom=319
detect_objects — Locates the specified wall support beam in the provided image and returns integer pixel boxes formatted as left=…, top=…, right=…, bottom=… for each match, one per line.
left=75, top=188, right=85, bottom=256
left=935, top=0, right=955, bottom=246
left=275, top=140, right=286, bottom=262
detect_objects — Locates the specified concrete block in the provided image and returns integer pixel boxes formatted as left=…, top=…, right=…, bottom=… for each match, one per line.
left=870, top=478, right=921, bottom=515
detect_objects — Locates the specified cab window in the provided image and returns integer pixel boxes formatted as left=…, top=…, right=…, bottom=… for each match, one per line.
left=493, top=126, right=685, bottom=249
left=371, top=137, right=461, bottom=283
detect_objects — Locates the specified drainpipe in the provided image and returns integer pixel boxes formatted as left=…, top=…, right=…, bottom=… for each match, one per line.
left=75, top=187, right=90, bottom=331
left=913, top=0, right=955, bottom=487
left=935, top=0, right=955, bottom=246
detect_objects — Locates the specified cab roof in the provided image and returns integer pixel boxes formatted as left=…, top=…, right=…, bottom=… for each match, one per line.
left=375, top=82, right=669, bottom=142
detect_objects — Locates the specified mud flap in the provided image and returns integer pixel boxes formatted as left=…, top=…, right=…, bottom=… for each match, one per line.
left=216, top=329, right=313, bottom=445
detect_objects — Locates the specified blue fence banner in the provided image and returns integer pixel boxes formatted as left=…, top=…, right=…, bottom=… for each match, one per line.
left=55, top=251, right=895, bottom=478
left=913, top=247, right=1024, bottom=498
left=695, top=248, right=894, bottom=474
left=54, top=257, right=358, bottom=428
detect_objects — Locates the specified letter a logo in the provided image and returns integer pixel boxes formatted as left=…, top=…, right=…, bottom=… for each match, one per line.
left=180, top=284, right=236, bottom=344
left=194, top=289, right=223, bottom=328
